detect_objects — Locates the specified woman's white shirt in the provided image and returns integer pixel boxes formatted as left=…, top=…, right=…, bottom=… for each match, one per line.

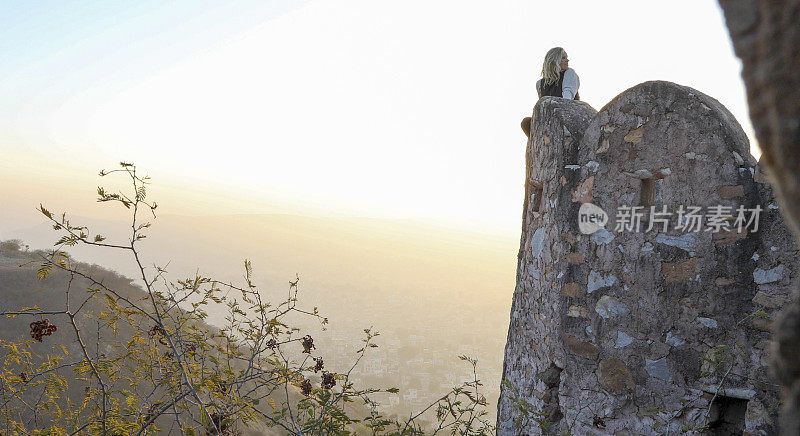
left=561, top=68, right=579, bottom=100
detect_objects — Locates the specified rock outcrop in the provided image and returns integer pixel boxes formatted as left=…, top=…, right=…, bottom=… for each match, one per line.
left=498, top=81, right=798, bottom=435
left=718, top=1, right=800, bottom=432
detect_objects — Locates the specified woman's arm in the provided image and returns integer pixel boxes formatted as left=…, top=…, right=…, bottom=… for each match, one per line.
left=562, top=69, right=580, bottom=100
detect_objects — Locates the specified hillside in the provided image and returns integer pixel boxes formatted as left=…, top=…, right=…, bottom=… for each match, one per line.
left=0, top=240, right=385, bottom=435
left=5, top=211, right=516, bottom=420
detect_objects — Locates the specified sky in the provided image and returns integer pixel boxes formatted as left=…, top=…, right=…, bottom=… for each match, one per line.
left=0, top=0, right=753, bottom=236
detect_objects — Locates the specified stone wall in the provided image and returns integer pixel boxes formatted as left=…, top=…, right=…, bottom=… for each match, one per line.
left=498, top=81, right=798, bottom=435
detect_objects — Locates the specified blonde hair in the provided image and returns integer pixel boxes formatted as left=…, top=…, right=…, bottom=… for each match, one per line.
left=541, top=47, right=566, bottom=85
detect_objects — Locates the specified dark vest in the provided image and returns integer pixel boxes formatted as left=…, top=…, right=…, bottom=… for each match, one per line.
left=539, top=70, right=580, bottom=100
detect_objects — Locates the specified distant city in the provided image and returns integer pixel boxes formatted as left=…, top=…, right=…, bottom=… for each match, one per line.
left=300, top=289, right=508, bottom=420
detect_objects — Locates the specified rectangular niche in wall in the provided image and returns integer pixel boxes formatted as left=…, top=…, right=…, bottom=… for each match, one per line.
left=531, top=181, right=544, bottom=212
left=705, top=394, right=747, bottom=435
left=639, top=178, right=655, bottom=207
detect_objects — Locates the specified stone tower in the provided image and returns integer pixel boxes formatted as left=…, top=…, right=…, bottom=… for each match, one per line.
left=498, top=81, right=798, bottom=435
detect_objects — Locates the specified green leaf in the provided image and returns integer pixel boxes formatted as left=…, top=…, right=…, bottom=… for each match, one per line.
left=37, top=264, right=52, bottom=280
left=39, top=204, right=53, bottom=219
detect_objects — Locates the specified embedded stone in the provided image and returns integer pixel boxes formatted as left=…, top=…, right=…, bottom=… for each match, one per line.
left=597, top=359, right=635, bottom=394
left=665, top=332, right=685, bottom=346
left=713, top=228, right=748, bottom=246
left=624, top=127, right=643, bottom=144
left=661, top=258, right=698, bottom=282
left=655, top=168, right=671, bottom=178
left=588, top=270, right=617, bottom=293
left=654, top=232, right=697, bottom=252
left=561, top=232, right=577, bottom=245
left=566, top=252, right=584, bottom=264
left=567, top=305, right=589, bottom=318
left=591, top=229, right=615, bottom=245
left=530, top=228, right=546, bottom=258
left=752, top=291, right=789, bottom=309
left=561, top=282, right=580, bottom=297
left=532, top=389, right=550, bottom=401
left=718, top=185, right=745, bottom=199
left=753, top=265, right=784, bottom=284
left=571, top=176, right=595, bottom=203
left=596, top=139, right=610, bottom=154
left=615, top=331, right=633, bottom=348
left=561, top=333, right=599, bottom=360
left=752, top=317, right=772, bottom=332
left=596, top=296, right=629, bottom=319
left=645, top=358, right=671, bottom=382
left=715, top=277, right=735, bottom=286
left=697, top=317, right=718, bottom=328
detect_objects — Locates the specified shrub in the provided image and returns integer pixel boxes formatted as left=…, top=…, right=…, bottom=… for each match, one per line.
left=0, top=163, right=494, bottom=435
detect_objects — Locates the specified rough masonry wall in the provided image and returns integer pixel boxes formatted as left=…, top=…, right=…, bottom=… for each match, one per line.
left=498, top=96, right=597, bottom=434
left=499, top=81, right=799, bottom=435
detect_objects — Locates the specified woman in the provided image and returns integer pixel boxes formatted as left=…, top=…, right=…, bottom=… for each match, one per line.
left=522, top=47, right=580, bottom=137
left=536, top=47, right=580, bottom=100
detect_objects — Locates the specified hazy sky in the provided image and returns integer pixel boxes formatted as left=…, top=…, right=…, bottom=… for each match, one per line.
left=0, top=1, right=752, bottom=235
